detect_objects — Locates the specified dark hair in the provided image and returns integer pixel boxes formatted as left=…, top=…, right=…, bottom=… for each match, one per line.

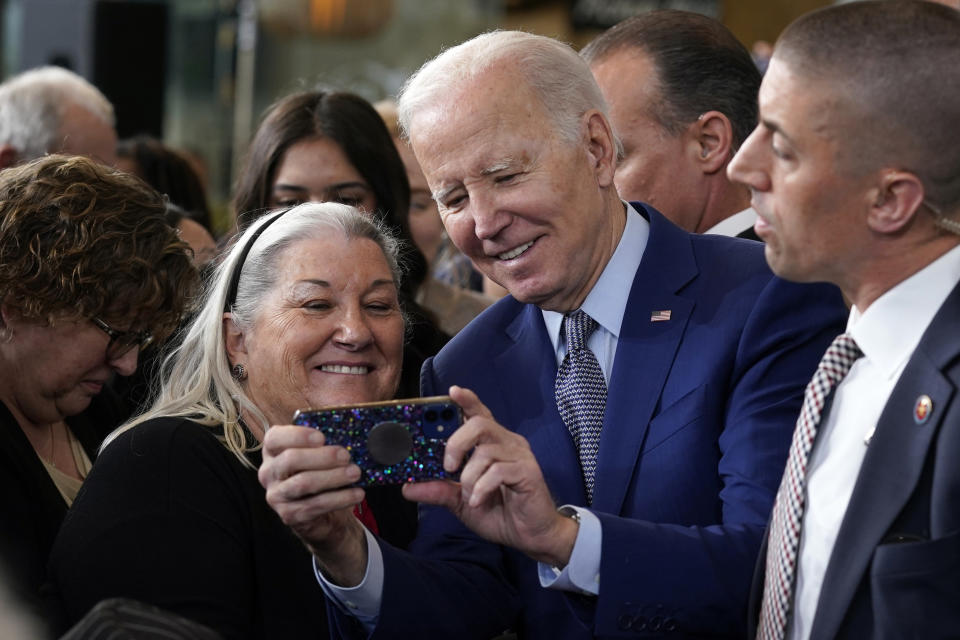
left=775, top=0, right=960, bottom=210
left=232, top=90, right=427, bottom=294
left=163, top=201, right=187, bottom=228
left=117, top=135, right=213, bottom=232
left=581, top=10, right=761, bottom=148
left=0, top=154, right=199, bottom=342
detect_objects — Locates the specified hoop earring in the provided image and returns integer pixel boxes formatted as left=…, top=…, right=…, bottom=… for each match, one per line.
left=231, top=363, right=248, bottom=381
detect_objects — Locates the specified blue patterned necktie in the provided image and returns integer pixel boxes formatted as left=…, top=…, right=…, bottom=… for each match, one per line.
left=555, top=310, right=608, bottom=504
left=757, top=332, right=863, bottom=640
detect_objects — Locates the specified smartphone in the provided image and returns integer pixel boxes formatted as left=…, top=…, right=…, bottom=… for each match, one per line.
left=292, top=396, right=463, bottom=486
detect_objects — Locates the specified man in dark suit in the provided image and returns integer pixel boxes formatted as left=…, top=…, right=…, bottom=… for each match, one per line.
left=726, top=2, right=960, bottom=638
left=258, top=30, right=846, bottom=639
left=582, top=10, right=762, bottom=240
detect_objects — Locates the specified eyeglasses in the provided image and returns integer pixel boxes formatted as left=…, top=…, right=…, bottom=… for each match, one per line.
left=91, top=317, right=154, bottom=360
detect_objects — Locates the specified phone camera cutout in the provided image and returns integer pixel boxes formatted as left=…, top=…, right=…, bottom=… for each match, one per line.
left=367, top=421, right=414, bottom=466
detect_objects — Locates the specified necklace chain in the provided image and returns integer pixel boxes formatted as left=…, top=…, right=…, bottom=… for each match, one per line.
left=47, top=422, right=57, bottom=467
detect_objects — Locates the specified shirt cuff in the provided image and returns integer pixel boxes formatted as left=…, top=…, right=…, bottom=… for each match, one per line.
left=314, top=526, right=384, bottom=627
left=537, top=505, right=601, bottom=595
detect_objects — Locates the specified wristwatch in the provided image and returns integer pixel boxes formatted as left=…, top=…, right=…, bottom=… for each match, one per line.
left=557, top=505, right=581, bottom=525
left=549, top=506, right=581, bottom=575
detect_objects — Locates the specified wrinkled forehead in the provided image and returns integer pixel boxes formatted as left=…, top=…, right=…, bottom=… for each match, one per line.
left=406, top=98, right=554, bottom=196
left=406, top=62, right=546, bottom=142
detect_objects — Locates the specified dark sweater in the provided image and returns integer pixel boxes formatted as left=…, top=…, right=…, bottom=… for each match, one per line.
left=0, top=391, right=127, bottom=620
left=48, top=417, right=416, bottom=640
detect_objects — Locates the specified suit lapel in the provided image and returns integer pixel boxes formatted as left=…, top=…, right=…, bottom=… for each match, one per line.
left=592, top=206, right=698, bottom=514
left=809, top=281, right=960, bottom=639
left=493, top=303, right=586, bottom=505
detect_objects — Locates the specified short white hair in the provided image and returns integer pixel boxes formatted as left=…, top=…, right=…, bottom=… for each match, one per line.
left=397, top=30, right=621, bottom=158
left=0, top=66, right=114, bottom=161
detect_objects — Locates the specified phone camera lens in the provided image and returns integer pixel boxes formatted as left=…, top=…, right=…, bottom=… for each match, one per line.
left=425, top=410, right=438, bottom=422
left=441, top=408, right=454, bottom=421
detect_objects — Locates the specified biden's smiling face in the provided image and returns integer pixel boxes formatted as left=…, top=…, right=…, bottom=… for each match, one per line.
left=408, top=69, right=617, bottom=312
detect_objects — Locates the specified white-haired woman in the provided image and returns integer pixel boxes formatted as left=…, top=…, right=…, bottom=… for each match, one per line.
left=49, top=203, right=418, bottom=639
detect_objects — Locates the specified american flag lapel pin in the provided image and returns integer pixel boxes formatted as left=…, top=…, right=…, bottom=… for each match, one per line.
left=650, top=310, right=672, bottom=322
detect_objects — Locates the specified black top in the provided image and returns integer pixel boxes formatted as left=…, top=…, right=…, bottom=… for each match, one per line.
left=0, top=390, right=127, bottom=619
left=49, top=417, right=417, bottom=640
left=397, top=301, right=449, bottom=399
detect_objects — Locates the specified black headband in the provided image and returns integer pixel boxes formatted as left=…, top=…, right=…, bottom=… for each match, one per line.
left=223, top=208, right=291, bottom=312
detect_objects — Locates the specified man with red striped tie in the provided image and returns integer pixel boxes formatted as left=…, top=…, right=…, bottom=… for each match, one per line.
left=728, top=2, right=960, bottom=638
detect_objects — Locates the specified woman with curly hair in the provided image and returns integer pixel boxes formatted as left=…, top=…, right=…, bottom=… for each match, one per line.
left=0, top=155, right=198, bottom=618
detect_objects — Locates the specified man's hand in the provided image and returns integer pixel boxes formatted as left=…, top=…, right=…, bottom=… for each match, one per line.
left=258, top=425, right=369, bottom=586
left=403, top=386, right=580, bottom=568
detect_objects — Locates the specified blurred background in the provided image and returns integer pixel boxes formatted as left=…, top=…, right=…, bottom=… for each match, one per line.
left=0, top=0, right=832, bottom=233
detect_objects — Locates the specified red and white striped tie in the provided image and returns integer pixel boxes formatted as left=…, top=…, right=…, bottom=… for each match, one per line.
left=757, top=332, right=863, bottom=640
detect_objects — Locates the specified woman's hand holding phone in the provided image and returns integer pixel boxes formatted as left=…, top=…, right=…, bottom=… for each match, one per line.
left=258, top=425, right=369, bottom=586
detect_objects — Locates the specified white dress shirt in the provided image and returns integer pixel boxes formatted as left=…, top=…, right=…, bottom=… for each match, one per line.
left=316, top=203, right=650, bottom=625
left=704, top=207, right=758, bottom=237
left=788, top=243, right=960, bottom=640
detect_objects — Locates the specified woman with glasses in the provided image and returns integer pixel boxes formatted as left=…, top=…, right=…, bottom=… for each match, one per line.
left=50, top=202, right=418, bottom=639
left=0, top=155, right=198, bottom=620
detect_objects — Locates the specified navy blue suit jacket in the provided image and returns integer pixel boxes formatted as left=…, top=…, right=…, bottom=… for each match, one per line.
left=331, top=204, right=847, bottom=639
left=748, top=278, right=960, bottom=640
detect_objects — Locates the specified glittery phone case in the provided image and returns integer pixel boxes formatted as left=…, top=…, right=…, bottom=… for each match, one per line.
left=292, top=396, right=463, bottom=486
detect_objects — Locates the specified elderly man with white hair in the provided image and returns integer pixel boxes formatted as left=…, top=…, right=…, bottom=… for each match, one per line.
left=0, top=66, right=116, bottom=169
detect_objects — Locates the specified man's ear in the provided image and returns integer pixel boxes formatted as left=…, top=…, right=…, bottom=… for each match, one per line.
left=583, top=110, right=618, bottom=188
left=223, top=312, right=248, bottom=367
left=0, top=145, right=19, bottom=170
left=867, top=170, right=925, bottom=235
left=691, top=111, right=735, bottom=175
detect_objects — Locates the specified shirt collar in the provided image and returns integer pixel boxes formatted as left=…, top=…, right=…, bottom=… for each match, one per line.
left=542, top=202, right=649, bottom=349
left=704, top=207, right=758, bottom=237
left=848, top=243, right=960, bottom=379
